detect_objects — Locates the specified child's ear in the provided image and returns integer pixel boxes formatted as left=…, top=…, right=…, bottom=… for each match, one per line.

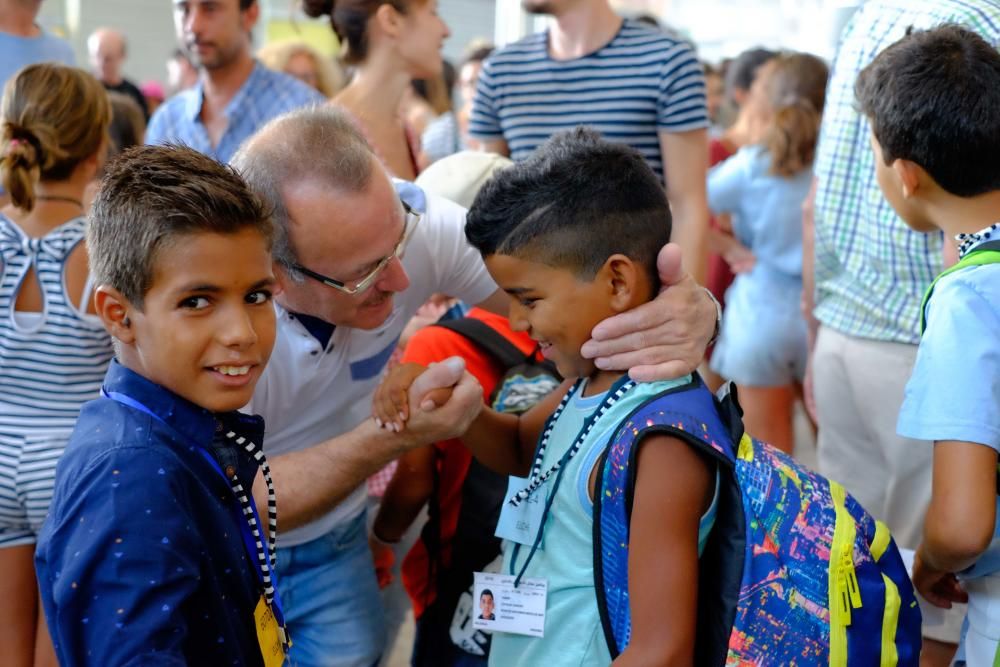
left=374, top=3, right=403, bottom=39
left=892, top=159, right=923, bottom=198
left=94, top=286, right=136, bottom=345
left=602, top=254, right=640, bottom=313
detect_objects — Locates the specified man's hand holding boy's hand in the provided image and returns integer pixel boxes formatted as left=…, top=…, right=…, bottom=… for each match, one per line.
left=582, top=243, right=717, bottom=382
left=373, top=362, right=429, bottom=431
left=374, top=357, right=481, bottom=446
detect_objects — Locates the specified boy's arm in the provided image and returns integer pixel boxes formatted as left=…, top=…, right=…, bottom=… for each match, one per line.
left=613, top=434, right=713, bottom=667
left=917, top=440, right=997, bottom=578
left=41, top=450, right=200, bottom=666
left=372, top=444, right=437, bottom=543
left=459, top=381, right=572, bottom=477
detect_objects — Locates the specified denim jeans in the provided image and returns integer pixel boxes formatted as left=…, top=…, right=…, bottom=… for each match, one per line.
left=276, top=511, right=386, bottom=667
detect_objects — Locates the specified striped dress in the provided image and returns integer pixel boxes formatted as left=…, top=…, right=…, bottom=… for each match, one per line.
left=0, top=214, right=113, bottom=547
left=469, top=19, right=708, bottom=179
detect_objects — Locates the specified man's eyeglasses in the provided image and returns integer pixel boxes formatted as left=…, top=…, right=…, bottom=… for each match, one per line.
left=291, top=200, right=420, bottom=295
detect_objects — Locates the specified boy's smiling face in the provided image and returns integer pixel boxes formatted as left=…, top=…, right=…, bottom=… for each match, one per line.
left=115, top=228, right=278, bottom=413
left=484, top=253, right=620, bottom=381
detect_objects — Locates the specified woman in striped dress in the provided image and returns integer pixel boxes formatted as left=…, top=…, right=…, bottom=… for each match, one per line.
left=0, top=64, right=113, bottom=667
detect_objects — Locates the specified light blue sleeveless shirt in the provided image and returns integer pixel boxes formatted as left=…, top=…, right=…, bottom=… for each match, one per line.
left=489, top=376, right=717, bottom=666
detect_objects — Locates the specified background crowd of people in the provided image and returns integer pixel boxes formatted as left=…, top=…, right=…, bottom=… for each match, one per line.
left=1, top=0, right=999, bottom=665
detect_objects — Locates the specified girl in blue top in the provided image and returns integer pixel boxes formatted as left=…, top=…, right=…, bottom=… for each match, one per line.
left=706, top=53, right=828, bottom=453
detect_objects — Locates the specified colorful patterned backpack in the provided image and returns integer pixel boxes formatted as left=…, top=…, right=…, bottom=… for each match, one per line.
left=592, top=376, right=922, bottom=665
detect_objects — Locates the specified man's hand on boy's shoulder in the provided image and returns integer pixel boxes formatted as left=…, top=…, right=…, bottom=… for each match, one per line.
left=581, top=243, right=717, bottom=382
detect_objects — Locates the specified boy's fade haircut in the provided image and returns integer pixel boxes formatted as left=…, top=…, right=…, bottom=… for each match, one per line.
left=88, top=144, right=274, bottom=309
left=856, top=24, right=1000, bottom=198
left=465, top=128, right=671, bottom=287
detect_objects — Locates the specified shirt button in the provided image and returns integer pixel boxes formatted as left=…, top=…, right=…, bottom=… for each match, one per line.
left=225, top=465, right=237, bottom=480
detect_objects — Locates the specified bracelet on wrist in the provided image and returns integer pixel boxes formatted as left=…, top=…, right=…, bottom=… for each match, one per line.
left=370, top=526, right=401, bottom=547
left=704, top=287, right=723, bottom=346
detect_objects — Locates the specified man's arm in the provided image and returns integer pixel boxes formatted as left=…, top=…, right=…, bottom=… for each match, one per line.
left=660, top=128, right=710, bottom=284
left=468, top=137, right=510, bottom=156
left=259, top=361, right=483, bottom=531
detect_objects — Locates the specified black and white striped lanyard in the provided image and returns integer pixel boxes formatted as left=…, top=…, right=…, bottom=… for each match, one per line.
left=218, top=429, right=284, bottom=637
left=506, top=376, right=634, bottom=586
left=508, top=376, right=634, bottom=507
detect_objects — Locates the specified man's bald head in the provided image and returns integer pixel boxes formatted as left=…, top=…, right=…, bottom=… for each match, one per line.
left=232, top=106, right=379, bottom=271
left=88, top=27, right=127, bottom=85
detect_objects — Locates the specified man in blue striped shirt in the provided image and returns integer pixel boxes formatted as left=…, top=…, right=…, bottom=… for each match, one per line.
left=146, top=0, right=323, bottom=163
left=468, top=0, right=710, bottom=280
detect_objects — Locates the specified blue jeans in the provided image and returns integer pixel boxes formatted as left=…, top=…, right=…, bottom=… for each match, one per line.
left=276, top=512, right=386, bottom=667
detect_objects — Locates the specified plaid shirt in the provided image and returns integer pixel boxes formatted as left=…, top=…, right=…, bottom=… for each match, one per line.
left=146, top=60, right=324, bottom=163
left=813, top=0, right=1000, bottom=344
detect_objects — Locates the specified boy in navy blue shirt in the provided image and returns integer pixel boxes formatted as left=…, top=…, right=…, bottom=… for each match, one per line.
left=35, top=145, right=285, bottom=666
left=856, top=25, right=1000, bottom=665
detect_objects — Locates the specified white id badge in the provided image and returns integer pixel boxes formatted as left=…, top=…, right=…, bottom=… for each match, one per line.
left=472, top=571, right=547, bottom=637
left=494, top=476, right=546, bottom=548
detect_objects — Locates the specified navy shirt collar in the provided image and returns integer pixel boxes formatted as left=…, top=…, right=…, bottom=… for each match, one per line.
left=102, top=360, right=263, bottom=448
left=290, top=311, right=336, bottom=348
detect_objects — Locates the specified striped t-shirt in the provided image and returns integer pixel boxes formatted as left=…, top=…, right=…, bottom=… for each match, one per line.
left=0, top=215, right=113, bottom=546
left=469, top=19, right=708, bottom=178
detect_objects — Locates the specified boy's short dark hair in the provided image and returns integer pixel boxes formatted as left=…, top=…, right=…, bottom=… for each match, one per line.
left=88, top=144, right=273, bottom=309
left=465, top=128, right=671, bottom=287
left=481, top=589, right=493, bottom=599
left=856, top=24, right=1000, bottom=198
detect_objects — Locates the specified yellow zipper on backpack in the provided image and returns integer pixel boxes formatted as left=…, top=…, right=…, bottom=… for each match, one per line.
left=829, top=481, right=862, bottom=666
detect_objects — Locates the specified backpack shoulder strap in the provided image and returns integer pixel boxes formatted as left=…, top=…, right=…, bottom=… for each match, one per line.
left=593, top=376, right=741, bottom=658
left=433, top=318, right=531, bottom=369
left=921, top=239, right=1000, bottom=333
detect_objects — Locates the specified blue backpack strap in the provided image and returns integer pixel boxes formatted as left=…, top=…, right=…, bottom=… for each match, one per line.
left=592, top=375, right=744, bottom=659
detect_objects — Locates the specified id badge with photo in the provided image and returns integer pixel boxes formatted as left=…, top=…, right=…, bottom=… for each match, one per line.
left=472, top=571, right=548, bottom=638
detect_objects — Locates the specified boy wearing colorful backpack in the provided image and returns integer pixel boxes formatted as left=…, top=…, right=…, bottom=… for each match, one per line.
left=856, top=25, right=1000, bottom=666
left=376, top=126, right=922, bottom=666
left=378, top=128, right=716, bottom=665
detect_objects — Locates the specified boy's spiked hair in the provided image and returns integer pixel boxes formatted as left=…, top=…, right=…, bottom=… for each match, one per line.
left=465, top=128, right=671, bottom=286
left=856, top=24, right=1000, bottom=197
left=88, top=144, right=273, bottom=309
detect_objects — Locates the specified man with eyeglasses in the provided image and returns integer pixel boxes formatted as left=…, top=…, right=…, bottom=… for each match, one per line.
left=232, top=106, right=719, bottom=666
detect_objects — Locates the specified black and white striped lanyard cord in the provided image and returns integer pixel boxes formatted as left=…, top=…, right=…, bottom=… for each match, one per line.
left=508, top=377, right=634, bottom=507
left=220, top=429, right=287, bottom=647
